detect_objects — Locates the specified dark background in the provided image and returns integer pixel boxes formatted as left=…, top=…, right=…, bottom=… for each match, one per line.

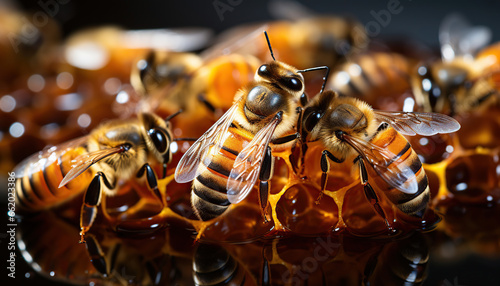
left=13, top=0, right=500, bottom=46
left=4, top=0, right=500, bottom=285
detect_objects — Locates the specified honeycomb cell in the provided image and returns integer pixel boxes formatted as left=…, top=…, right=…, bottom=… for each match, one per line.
left=425, top=168, right=441, bottom=202
left=342, top=184, right=389, bottom=236
left=199, top=203, right=275, bottom=242
left=276, top=183, right=339, bottom=235
left=455, top=110, right=500, bottom=149
left=445, top=153, right=500, bottom=202
left=409, top=133, right=454, bottom=164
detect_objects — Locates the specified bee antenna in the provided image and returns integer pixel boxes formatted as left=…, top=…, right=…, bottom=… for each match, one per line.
left=165, top=109, right=183, bottom=122
left=264, top=31, right=276, bottom=61
left=297, top=66, right=330, bottom=94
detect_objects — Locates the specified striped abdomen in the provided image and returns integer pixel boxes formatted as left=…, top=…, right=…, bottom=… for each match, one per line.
left=193, top=243, right=247, bottom=286
left=15, top=146, right=93, bottom=211
left=370, top=126, right=429, bottom=217
left=328, top=52, right=410, bottom=99
left=191, top=127, right=250, bottom=221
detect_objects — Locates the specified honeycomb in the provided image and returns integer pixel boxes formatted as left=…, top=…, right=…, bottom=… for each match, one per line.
left=3, top=5, right=500, bottom=286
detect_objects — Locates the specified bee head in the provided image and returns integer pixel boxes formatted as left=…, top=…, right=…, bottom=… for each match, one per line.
left=139, top=112, right=173, bottom=164
left=414, top=61, right=469, bottom=112
left=241, top=61, right=304, bottom=130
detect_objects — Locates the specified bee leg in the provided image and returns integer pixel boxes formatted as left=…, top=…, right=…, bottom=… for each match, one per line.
left=81, top=171, right=115, bottom=243
left=197, top=94, right=216, bottom=114
left=258, top=146, right=274, bottom=223
left=85, top=234, right=110, bottom=277
left=318, top=150, right=344, bottom=204
left=300, top=93, right=308, bottom=107
left=162, top=150, right=172, bottom=179
left=290, top=106, right=307, bottom=175
left=136, top=163, right=163, bottom=205
left=356, top=156, right=395, bottom=234
left=271, top=132, right=300, bottom=145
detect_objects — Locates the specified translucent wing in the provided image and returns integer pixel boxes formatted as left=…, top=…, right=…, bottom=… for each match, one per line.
left=374, top=110, right=460, bottom=136
left=343, top=134, right=419, bottom=195
left=439, top=13, right=491, bottom=61
left=13, top=136, right=89, bottom=179
left=174, top=102, right=239, bottom=183
left=267, top=0, right=315, bottom=20
left=122, top=27, right=213, bottom=52
left=227, top=115, right=281, bottom=204
left=200, top=23, right=268, bottom=62
left=59, top=145, right=128, bottom=188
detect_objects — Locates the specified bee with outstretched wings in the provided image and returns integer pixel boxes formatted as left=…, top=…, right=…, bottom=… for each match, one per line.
left=302, top=91, right=460, bottom=231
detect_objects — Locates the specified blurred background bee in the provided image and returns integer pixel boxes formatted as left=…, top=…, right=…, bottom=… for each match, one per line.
left=326, top=51, right=413, bottom=110
left=301, top=91, right=460, bottom=231
left=129, top=40, right=262, bottom=120
left=412, top=14, right=500, bottom=115
left=174, top=32, right=318, bottom=221
left=14, top=111, right=178, bottom=242
left=214, top=15, right=368, bottom=71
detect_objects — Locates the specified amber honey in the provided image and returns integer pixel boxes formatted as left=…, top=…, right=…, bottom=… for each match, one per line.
left=3, top=5, right=500, bottom=286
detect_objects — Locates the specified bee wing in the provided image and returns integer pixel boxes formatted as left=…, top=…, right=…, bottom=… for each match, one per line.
left=13, top=136, right=89, bottom=179
left=59, top=146, right=127, bottom=188
left=174, top=102, right=239, bottom=183
left=267, top=0, right=316, bottom=20
left=343, top=134, right=419, bottom=195
left=122, top=27, right=213, bottom=52
left=374, top=110, right=461, bottom=136
left=200, top=23, right=268, bottom=62
left=439, top=13, right=491, bottom=61
left=226, top=115, right=281, bottom=204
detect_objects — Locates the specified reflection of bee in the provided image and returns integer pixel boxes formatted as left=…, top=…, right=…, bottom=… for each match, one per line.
left=368, top=233, right=429, bottom=285
left=412, top=14, right=499, bottom=115
left=174, top=32, right=325, bottom=221
left=302, top=91, right=460, bottom=230
left=14, top=111, right=179, bottom=242
left=193, top=243, right=250, bottom=285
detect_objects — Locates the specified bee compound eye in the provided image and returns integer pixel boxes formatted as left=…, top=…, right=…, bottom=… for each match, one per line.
left=303, top=110, right=323, bottom=132
left=285, top=77, right=303, bottom=92
left=258, top=64, right=270, bottom=77
left=148, top=128, right=168, bottom=153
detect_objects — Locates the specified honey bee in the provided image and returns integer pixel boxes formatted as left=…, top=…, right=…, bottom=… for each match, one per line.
left=214, top=16, right=367, bottom=70
left=302, top=91, right=460, bottom=231
left=130, top=50, right=203, bottom=112
left=174, top=32, right=328, bottom=221
left=130, top=44, right=261, bottom=116
left=14, top=111, right=180, bottom=242
left=327, top=52, right=412, bottom=104
left=412, top=14, right=499, bottom=115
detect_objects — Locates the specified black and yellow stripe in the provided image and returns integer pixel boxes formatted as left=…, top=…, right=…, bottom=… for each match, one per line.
left=191, top=127, right=251, bottom=221
left=15, top=147, right=91, bottom=211
left=371, top=126, right=429, bottom=217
